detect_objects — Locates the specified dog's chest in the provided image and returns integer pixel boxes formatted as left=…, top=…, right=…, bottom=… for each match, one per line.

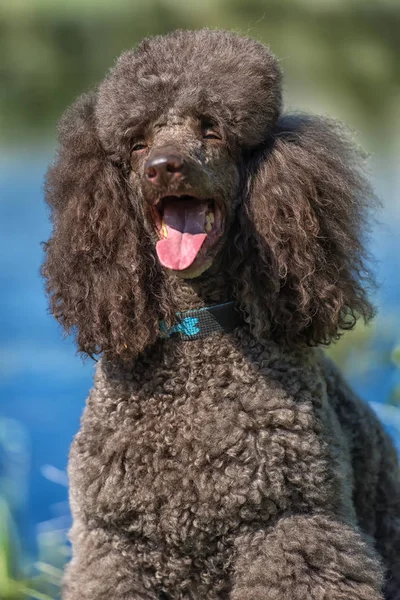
left=70, top=341, right=330, bottom=550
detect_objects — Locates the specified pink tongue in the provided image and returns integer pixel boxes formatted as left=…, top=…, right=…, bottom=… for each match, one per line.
left=156, top=200, right=208, bottom=271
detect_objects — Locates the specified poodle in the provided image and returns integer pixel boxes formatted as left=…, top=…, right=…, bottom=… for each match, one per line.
left=42, top=29, right=400, bottom=599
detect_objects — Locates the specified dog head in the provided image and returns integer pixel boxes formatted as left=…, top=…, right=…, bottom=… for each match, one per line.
left=43, top=29, right=375, bottom=359
left=95, top=30, right=281, bottom=278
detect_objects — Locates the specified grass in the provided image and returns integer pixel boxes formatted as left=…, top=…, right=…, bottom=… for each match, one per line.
left=0, top=497, right=67, bottom=600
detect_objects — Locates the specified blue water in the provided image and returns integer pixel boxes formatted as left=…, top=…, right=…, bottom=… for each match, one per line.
left=0, top=158, right=93, bottom=543
left=1, top=156, right=400, bottom=545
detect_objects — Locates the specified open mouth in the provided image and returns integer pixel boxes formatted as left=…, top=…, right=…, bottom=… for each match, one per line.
left=151, top=195, right=224, bottom=272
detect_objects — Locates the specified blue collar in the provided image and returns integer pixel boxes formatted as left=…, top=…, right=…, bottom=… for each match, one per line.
left=159, top=301, right=242, bottom=340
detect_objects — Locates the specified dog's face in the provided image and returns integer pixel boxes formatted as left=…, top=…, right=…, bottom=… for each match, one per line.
left=44, top=30, right=375, bottom=359
left=129, top=112, right=241, bottom=278
left=96, top=29, right=282, bottom=278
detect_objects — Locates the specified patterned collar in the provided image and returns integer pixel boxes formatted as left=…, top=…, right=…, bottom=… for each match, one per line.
left=159, top=301, right=242, bottom=340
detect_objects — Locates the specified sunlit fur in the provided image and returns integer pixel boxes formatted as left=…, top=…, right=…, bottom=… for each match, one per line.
left=42, top=30, right=399, bottom=599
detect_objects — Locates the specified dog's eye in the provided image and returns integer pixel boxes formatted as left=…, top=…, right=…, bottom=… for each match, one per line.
left=201, top=121, right=222, bottom=141
left=132, top=142, right=148, bottom=152
left=202, top=129, right=222, bottom=141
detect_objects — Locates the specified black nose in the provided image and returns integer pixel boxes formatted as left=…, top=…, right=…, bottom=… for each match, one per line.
left=145, top=154, right=184, bottom=186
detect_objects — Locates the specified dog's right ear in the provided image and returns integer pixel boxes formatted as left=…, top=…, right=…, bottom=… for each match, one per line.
left=42, top=92, right=173, bottom=360
left=233, top=114, right=376, bottom=346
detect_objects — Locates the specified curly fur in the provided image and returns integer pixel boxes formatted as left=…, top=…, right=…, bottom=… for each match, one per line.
left=42, top=29, right=400, bottom=599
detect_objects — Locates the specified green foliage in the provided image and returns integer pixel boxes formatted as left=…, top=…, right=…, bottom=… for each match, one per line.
left=1, top=0, right=399, bottom=143
left=327, top=315, right=400, bottom=406
left=327, top=319, right=381, bottom=374
left=0, top=496, right=66, bottom=600
left=391, top=344, right=400, bottom=368
left=0, top=418, right=67, bottom=600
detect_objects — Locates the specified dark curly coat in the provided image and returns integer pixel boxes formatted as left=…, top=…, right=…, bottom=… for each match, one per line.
left=42, top=29, right=400, bottom=599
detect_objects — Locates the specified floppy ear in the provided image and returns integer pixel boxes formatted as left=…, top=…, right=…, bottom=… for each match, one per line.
left=235, top=114, right=376, bottom=345
left=42, top=92, right=173, bottom=359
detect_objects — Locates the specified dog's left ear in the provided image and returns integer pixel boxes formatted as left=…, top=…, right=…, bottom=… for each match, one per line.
left=42, top=92, right=174, bottom=361
left=237, top=114, right=376, bottom=345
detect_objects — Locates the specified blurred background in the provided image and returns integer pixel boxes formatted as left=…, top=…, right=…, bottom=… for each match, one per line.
left=1, top=0, right=400, bottom=597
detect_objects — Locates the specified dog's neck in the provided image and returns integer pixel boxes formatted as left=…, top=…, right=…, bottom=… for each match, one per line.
left=167, top=264, right=234, bottom=311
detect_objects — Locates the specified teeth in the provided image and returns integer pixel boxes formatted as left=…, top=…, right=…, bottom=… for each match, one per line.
left=205, top=211, right=214, bottom=233
left=162, top=219, right=168, bottom=238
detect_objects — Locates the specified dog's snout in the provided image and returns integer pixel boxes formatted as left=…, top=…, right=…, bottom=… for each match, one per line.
left=145, top=154, right=184, bottom=186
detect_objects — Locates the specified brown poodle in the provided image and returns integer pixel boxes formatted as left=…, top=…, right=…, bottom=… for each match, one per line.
left=42, top=29, right=400, bottom=599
